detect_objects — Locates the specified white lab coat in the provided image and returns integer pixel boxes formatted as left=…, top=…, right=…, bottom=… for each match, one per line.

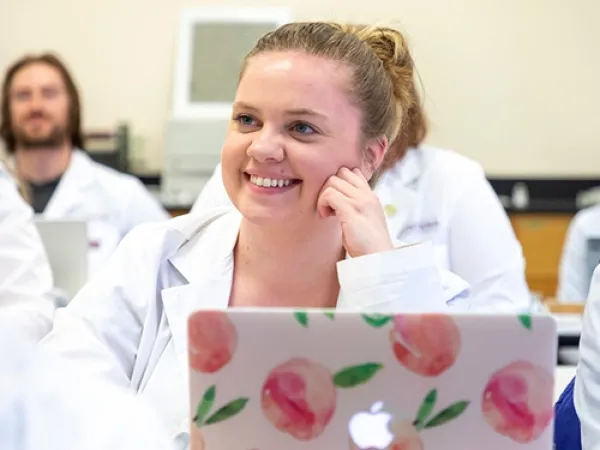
left=574, top=264, right=600, bottom=449
left=42, top=207, right=471, bottom=448
left=557, top=204, right=600, bottom=302
left=0, top=325, right=175, bottom=450
left=0, top=162, right=54, bottom=342
left=192, top=146, right=529, bottom=312
left=36, top=149, right=170, bottom=275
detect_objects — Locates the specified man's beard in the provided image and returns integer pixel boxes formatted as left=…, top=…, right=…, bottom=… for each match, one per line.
left=13, top=123, right=68, bottom=150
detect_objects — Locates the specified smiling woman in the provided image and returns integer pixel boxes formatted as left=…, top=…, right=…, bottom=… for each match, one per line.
left=191, top=22, right=530, bottom=313
left=223, top=51, right=373, bottom=229
left=40, top=21, right=471, bottom=446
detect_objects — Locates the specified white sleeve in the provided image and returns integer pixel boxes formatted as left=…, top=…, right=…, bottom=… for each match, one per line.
left=0, top=327, right=175, bottom=450
left=557, top=211, right=591, bottom=302
left=574, top=265, right=600, bottom=449
left=336, top=241, right=471, bottom=312
left=445, top=171, right=530, bottom=312
left=191, top=163, right=234, bottom=213
left=0, top=166, right=54, bottom=342
left=41, top=225, right=155, bottom=388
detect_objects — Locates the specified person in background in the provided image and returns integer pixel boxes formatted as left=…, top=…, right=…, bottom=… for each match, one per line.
left=572, top=263, right=600, bottom=449
left=0, top=324, right=175, bottom=450
left=0, top=160, right=54, bottom=342
left=191, top=24, right=529, bottom=313
left=554, top=375, right=582, bottom=450
left=0, top=53, right=170, bottom=275
left=557, top=205, right=600, bottom=302
left=41, top=22, right=471, bottom=444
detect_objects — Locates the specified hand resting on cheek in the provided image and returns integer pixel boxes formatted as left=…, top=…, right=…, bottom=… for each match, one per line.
left=317, top=167, right=393, bottom=258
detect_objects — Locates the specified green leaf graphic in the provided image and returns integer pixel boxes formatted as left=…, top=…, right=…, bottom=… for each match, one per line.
left=193, top=384, right=216, bottom=426
left=424, top=400, right=470, bottom=429
left=324, top=311, right=335, bottom=320
left=518, top=314, right=533, bottom=330
left=414, top=389, right=437, bottom=430
left=333, top=363, right=383, bottom=388
left=204, top=398, right=249, bottom=426
left=361, top=313, right=393, bottom=328
left=294, top=311, right=309, bottom=327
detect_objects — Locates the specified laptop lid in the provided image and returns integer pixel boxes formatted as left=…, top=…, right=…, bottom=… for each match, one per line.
left=34, top=219, right=88, bottom=301
left=187, top=310, right=557, bottom=450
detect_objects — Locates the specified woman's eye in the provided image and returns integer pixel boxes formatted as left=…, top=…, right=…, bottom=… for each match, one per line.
left=235, top=114, right=257, bottom=127
left=291, top=122, right=316, bottom=135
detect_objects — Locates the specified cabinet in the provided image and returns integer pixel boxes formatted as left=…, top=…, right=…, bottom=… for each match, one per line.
left=510, top=213, right=573, bottom=297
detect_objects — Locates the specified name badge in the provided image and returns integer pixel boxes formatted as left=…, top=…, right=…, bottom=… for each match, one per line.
left=397, top=220, right=440, bottom=240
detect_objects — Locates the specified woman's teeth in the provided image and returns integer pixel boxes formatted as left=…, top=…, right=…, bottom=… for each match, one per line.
left=250, top=175, right=292, bottom=188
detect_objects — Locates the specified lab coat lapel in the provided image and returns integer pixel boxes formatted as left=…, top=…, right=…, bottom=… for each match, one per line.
left=43, top=150, right=94, bottom=218
left=375, top=148, right=422, bottom=241
left=161, top=210, right=241, bottom=370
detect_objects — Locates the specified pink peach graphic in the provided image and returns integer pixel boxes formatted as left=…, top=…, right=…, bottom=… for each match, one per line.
left=387, top=421, right=424, bottom=450
left=261, top=357, right=337, bottom=440
left=190, top=424, right=205, bottom=450
left=188, top=311, right=238, bottom=373
left=389, top=314, right=461, bottom=377
left=482, top=360, right=554, bottom=443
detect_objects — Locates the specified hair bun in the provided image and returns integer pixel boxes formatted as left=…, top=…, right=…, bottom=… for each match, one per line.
left=337, top=24, right=416, bottom=112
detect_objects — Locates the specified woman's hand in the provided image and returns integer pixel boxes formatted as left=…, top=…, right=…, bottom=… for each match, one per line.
left=317, top=167, right=393, bottom=258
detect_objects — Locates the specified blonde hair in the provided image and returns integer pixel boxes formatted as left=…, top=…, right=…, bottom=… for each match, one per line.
left=242, top=22, right=427, bottom=184
left=337, top=24, right=428, bottom=176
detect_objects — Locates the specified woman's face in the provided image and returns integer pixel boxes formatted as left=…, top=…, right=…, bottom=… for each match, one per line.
left=221, top=51, right=383, bottom=227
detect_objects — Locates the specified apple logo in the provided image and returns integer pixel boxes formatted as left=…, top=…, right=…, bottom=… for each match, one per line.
left=348, top=401, right=394, bottom=449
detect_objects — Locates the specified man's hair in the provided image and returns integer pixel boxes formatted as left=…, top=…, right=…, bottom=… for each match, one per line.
left=0, top=53, right=85, bottom=153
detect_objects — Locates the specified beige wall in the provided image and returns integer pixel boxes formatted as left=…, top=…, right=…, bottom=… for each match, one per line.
left=1, top=0, right=598, bottom=176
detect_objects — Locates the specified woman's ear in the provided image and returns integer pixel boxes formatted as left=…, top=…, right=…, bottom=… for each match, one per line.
left=361, top=135, right=388, bottom=181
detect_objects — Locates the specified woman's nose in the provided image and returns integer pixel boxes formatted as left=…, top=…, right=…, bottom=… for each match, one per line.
left=246, top=133, right=284, bottom=163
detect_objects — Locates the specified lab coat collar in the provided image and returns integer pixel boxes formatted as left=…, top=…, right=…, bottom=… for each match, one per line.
left=43, top=149, right=96, bottom=218
left=160, top=209, right=241, bottom=363
left=159, top=206, right=407, bottom=372
left=167, top=207, right=242, bottom=284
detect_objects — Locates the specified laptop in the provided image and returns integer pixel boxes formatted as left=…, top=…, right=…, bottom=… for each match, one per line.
left=187, top=309, right=557, bottom=450
left=34, top=219, right=88, bottom=302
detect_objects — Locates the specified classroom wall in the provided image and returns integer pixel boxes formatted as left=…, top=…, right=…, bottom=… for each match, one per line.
left=1, top=0, right=598, bottom=176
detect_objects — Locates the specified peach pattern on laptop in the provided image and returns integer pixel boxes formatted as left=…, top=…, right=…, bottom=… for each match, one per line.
left=187, top=310, right=555, bottom=450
